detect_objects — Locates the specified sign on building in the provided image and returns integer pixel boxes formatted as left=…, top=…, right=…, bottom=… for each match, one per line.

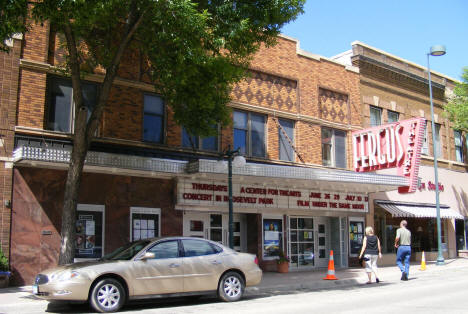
left=352, top=117, right=425, bottom=193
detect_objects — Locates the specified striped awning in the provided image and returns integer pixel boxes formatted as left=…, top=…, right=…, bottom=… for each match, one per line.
left=376, top=200, right=464, bottom=219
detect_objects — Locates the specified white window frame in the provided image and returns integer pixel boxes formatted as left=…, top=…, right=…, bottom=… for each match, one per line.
left=75, top=204, right=105, bottom=262
left=262, top=214, right=284, bottom=261
left=454, top=130, right=463, bottom=162
left=321, top=127, right=347, bottom=168
left=130, top=207, right=161, bottom=241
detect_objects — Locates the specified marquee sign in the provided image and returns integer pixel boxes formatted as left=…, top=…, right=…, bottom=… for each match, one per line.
left=352, top=117, right=425, bottom=193
left=177, top=180, right=368, bottom=213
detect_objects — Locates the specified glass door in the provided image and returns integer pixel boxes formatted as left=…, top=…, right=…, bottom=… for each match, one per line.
left=289, top=217, right=315, bottom=269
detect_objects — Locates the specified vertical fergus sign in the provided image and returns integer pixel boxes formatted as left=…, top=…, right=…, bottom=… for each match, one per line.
left=352, top=117, right=426, bottom=193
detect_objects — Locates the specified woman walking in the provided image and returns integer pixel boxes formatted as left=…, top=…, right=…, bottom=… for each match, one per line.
left=359, top=226, right=382, bottom=284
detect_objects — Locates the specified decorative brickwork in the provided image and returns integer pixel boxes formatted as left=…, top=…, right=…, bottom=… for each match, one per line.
left=231, top=70, right=298, bottom=112
left=319, top=88, right=349, bottom=123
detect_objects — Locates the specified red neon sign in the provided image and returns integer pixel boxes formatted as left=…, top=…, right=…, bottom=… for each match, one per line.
left=352, top=117, right=425, bottom=193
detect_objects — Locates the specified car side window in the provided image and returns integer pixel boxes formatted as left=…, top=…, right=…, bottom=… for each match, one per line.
left=182, top=239, right=218, bottom=257
left=147, top=240, right=179, bottom=259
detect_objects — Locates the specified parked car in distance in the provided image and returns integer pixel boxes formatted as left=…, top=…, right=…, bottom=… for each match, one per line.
left=33, top=237, right=262, bottom=312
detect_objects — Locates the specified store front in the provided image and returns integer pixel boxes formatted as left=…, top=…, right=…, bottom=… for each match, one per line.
left=177, top=158, right=408, bottom=271
left=370, top=165, right=468, bottom=264
left=10, top=145, right=408, bottom=284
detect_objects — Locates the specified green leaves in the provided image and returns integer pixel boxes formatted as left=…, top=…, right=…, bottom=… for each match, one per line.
left=0, top=0, right=28, bottom=52
left=445, top=67, right=468, bottom=132
left=2, top=0, right=304, bottom=136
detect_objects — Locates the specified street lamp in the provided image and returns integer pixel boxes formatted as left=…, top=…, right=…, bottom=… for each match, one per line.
left=219, top=146, right=246, bottom=249
left=427, top=44, right=446, bottom=265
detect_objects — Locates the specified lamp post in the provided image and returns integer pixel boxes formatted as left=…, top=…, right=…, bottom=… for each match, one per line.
left=427, top=44, right=446, bottom=265
left=219, top=146, right=246, bottom=249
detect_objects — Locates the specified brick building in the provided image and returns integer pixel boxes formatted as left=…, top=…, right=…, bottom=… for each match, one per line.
left=333, top=42, right=468, bottom=264
left=1, top=22, right=410, bottom=285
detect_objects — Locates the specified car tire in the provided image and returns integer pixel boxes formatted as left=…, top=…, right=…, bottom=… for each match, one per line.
left=90, top=278, right=126, bottom=313
left=218, top=271, right=245, bottom=302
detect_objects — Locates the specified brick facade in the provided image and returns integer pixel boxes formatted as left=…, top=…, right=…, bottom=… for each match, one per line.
left=0, top=37, right=21, bottom=259
left=4, top=20, right=466, bottom=284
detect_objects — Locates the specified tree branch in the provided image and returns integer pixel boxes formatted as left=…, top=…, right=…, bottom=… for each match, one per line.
left=85, top=3, right=148, bottom=145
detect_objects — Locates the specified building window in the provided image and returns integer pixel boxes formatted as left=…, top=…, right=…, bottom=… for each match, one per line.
left=47, top=77, right=98, bottom=133
left=143, top=94, right=165, bottom=143
left=233, top=110, right=265, bottom=157
left=422, top=121, right=429, bottom=155
left=322, top=127, right=346, bottom=168
left=387, top=110, right=399, bottom=123
left=75, top=204, right=105, bottom=260
left=182, top=126, right=218, bottom=151
left=434, top=123, right=442, bottom=158
left=369, top=106, right=381, bottom=127
left=130, top=207, right=160, bottom=241
left=454, top=130, right=463, bottom=162
left=278, top=118, right=295, bottom=162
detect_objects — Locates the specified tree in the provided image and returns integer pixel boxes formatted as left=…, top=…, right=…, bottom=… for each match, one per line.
left=445, top=67, right=468, bottom=131
left=445, top=67, right=468, bottom=162
left=1, top=0, right=304, bottom=264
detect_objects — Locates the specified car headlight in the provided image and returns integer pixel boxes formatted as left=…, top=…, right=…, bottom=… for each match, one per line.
left=50, top=271, right=80, bottom=282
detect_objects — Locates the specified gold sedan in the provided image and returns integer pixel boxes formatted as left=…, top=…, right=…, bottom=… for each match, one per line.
left=33, top=237, right=262, bottom=312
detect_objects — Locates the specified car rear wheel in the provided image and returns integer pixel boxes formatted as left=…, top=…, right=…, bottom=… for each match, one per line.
left=218, top=271, right=245, bottom=302
left=90, top=278, right=126, bottom=313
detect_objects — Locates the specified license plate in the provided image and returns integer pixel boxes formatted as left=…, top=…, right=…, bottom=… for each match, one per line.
left=32, top=285, right=38, bottom=294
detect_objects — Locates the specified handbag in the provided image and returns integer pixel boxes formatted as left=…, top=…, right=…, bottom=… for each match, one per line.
left=359, top=256, right=369, bottom=267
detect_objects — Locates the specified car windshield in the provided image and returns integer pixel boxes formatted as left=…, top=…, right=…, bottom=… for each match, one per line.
left=101, top=240, right=152, bottom=261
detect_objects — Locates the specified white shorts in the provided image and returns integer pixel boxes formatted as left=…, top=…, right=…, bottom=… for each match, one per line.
left=364, top=254, right=378, bottom=272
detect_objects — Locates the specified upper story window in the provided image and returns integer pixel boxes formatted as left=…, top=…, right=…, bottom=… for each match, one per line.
left=454, top=130, right=463, bottom=162
left=422, top=121, right=429, bottom=155
left=369, top=106, right=382, bottom=127
left=387, top=110, right=399, bottom=123
left=233, top=110, right=265, bottom=158
left=322, top=127, right=346, bottom=168
left=143, top=94, right=165, bottom=143
left=278, top=118, right=295, bottom=162
left=434, top=123, right=442, bottom=158
left=182, top=126, right=218, bottom=151
left=47, top=77, right=98, bottom=133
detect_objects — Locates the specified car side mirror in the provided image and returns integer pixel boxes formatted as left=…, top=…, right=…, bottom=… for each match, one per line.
left=140, top=252, right=155, bottom=260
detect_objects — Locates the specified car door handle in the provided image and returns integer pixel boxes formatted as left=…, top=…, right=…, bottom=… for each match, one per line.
left=169, top=263, right=180, bottom=268
left=211, top=260, right=222, bottom=265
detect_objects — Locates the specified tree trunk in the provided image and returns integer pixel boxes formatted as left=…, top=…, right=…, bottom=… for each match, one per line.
left=57, top=8, right=146, bottom=265
left=58, top=143, right=87, bottom=265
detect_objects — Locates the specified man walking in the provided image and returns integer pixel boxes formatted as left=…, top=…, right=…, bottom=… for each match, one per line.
left=395, top=220, right=411, bottom=281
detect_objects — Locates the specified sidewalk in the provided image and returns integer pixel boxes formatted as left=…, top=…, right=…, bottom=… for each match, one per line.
left=1, top=258, right=467, bottom=309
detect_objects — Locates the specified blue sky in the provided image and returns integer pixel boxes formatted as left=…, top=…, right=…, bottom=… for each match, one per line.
left=281, top=0, right=467, bottom=81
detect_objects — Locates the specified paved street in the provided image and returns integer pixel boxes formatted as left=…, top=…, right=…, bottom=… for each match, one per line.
left=1, top=258, right=467, bottom=313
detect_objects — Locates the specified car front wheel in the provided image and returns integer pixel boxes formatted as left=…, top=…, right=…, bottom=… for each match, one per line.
left=218, top=271, right=245, bottom=302
left=90, top=278, right=126, bottom=313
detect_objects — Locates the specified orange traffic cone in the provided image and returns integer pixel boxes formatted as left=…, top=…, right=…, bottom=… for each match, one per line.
left=323, top=250, right=338, bottom=280
left=419, top=251, right=426, bottom=271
